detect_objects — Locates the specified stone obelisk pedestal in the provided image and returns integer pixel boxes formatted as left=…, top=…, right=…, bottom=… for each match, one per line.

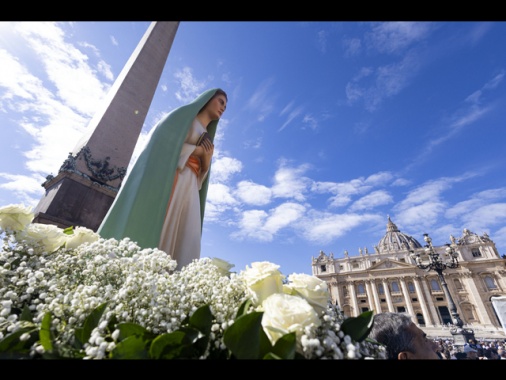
left=33, top=22, right=179, bottom=231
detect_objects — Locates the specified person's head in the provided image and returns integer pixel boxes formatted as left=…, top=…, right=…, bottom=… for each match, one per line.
left=455, top=351, right=468, bottom=360
left=368, top=312, right=440, bottom=360
left=464, top=344, right=478, bottom=359
left=198, top=88, right=227, bottom=121
left=484, top=348, right=500, bottom=360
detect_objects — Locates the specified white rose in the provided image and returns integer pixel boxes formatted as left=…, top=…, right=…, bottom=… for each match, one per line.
left=284, top=273, right=329, bottom=316
left=261, top=293, right=321, bottom=346
left=20, top=223, right=67, bottom=253
left=65, top=226, right=100, bottom=249
left=209, top=257, right=235, bottom=276
left=0, top=204, right=34, bottom=232
left=240, top=261, right=285, bottom=306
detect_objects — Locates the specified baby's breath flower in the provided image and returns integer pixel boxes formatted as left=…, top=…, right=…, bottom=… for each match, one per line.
left=0, top=208, right=384, bottom=360
left=20, top=332, right=30, bottom=341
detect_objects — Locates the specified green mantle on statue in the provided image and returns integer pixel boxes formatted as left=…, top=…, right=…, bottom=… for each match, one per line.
left=97, top=88, right=221, bottom=250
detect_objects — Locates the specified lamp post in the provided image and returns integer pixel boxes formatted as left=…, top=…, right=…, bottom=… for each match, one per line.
left=410, top=233, right=475, bottom=345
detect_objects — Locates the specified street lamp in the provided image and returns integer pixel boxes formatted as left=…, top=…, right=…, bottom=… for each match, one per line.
left=410, top=233, right=475, bottom=345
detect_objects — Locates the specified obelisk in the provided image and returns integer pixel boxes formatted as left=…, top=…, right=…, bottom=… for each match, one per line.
left=33, top=21, right=179, bottom=231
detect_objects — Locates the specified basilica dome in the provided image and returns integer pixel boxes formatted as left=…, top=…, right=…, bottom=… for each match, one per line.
left=375, top=216, right=423, bottom=253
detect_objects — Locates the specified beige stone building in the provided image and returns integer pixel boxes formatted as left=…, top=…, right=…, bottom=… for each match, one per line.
left=312, top=217, right=506, bottom=341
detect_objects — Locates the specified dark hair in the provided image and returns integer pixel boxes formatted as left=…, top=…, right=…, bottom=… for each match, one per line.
left=455, top=352, right=467, bottom=360
left=484, top=348, right=498, bottom=359
left=367, top=312, right=416, bottom=360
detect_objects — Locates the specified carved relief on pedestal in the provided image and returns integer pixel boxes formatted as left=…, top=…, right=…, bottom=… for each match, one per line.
left=80, top=146, right=127, bottom=185
left=41, top=146, right=127, bottom=192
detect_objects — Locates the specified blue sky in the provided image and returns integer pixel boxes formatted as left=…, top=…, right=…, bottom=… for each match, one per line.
left=1, top=21, right=505, bottom=276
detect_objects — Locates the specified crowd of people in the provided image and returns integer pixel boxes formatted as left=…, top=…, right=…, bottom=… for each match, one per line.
left=434, top=337, right=506, bottom=360
left=368, top=312, right=506, bottom=360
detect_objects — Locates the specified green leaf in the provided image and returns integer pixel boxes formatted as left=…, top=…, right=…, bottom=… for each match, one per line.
left=235, top=299, right=253, bottom=318
left=107, top=314, right=119, bottom=331
left=181, top=326, right=210, bottom=357
left=0, top=327, right=38, bottom=358
left=269, top=332, right=296, bottom=359
left=63, top=226, right=74, bottom=235
left=258, top=322, right=274, bottom=358
left=39, top=312, right=54, bottom=353
left=149, top=329, right=203, bottom=359
left=19, top=304, right=33, bottom=322
left=187, top=304, right=213, bottom=335
left=149, top=331, right=186, bottom=359
left=116, top=322, right=157, bottom=341
left=223, top=311, right=265, bottom=359
left=263, top=352, right=282, bottom=359
left=340, top=310, right=374, bottom=342
left=110, top=335, right=150, bottom=359
left=74, top=302, right=108, bottom=346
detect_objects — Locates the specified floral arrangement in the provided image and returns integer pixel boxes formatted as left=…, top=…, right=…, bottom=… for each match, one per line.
left=0, top=204, right=386, bottom=360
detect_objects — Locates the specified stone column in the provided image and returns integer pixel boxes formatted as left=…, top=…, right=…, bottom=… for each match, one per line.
left=348, top=282, right=360, bottom=317
left=383, top=279, right=395, bottom=312
left=332, top=280, right=343, bottom=307
left=399, top=276, right=416, bottom=321
left=370, top=280, right=383, bottom=313
left=421, top=275, right=441, bottom=325
left=413, top=276, right=434, bottom=327
left=364, top=280, right=376, bottom=313
left=33, top=22, right=179, bottom=231
left=462, top=273, right=494, bottom=326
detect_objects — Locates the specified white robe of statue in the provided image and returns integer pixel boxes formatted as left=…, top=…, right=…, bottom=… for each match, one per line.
left=158, top=118, right=209, bottom=270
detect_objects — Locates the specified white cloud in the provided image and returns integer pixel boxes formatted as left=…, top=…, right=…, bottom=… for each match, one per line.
left=492, top=226, right=506, bottom=254
left=349, top=190, right=393, bottom=211
left=210, top=156, right=242, bottom=184
left=235, top=180, right=272, bottom=206
left=207, top=183, right=238, bottom=205
left=174, top=66, right=207, bottom=103
left=343, top=37, right=361, bottom=57
left=271, top=161, right=312, bottom=202
left=231, top=202, right=306, bottom=242
left=460, top=203, right=506, bottom=230
left=263, top=202, right=306, bottom=234
left=246, top=78, right=277, bottom=122
left=366, top=22, right=433, bottom=54
left=446, top=188, right=506, bottom=219
left=231, top=209, right=271, bottom=241
left=300, top=211, right=380, bottom=244
left=0, top=22, right=112, bottom=201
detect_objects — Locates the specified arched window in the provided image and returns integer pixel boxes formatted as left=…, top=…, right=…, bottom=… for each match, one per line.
left=378, top=283, right=385, bottom=294
left=391, top=281, right=400, bottom=292
left=484, top=276, right=497, bottom=290
left=431, top=279, right=441, bottom=291
left=462, top=304, right=476, bottom=321
left=357, top=283, right=365, bottom=295
left=453, top=278, right=463, bottom=290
